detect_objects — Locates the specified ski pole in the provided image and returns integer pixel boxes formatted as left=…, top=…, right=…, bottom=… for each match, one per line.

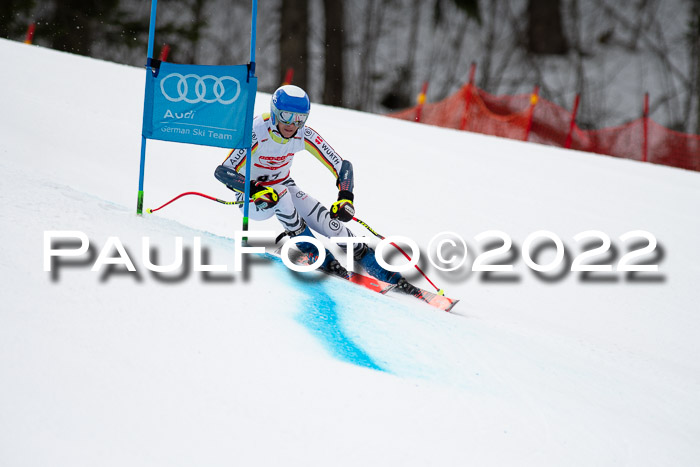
left=352, top=217, right=445, bottom=295
left=146, top=191, right=243, bottom=214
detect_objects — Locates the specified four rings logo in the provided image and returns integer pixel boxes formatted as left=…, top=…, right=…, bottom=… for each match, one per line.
left=160, top=73, right=241, bottom=105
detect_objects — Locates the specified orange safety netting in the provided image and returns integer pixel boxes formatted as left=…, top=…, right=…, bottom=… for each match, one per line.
left=389, top=84, right=700, bottom=172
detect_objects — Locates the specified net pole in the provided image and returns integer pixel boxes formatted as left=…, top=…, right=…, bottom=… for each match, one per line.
left=565, top=94, right=580, bottom=149
left=642, top=92, right=649, bottom=163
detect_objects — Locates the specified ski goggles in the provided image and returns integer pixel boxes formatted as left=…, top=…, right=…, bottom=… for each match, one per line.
left=277, top=110, right=308, bottom=127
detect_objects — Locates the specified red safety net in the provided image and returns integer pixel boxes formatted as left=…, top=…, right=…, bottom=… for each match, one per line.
left=389, top=84, right=700, bottom=172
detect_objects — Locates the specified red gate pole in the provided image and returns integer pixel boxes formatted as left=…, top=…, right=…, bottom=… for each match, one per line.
left=415, top=81, right=429, bottom=122
left=525, top=85, right=540, bottom=141
left=642, top=92, right=649, bottom=162
left=159, top=44, right=170, bottom=61
left=282, top=68, right=294, bottom=85
left=24, top=23, right=36, bottom=44
left=564, top=93, right=580, bottom=149
left=459, top=62, right=477, bottom=131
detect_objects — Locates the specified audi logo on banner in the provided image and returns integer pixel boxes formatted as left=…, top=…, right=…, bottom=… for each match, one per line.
left=160, top=73, right=241, bottom=105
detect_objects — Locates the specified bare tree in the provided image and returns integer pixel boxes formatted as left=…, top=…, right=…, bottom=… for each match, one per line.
left=179, top=0, right=208, bottom=63
left=47, top=0, right=120, bottom=55
left=419, top=0, right=481, bottom=100
left=323, top=0, right=344, bottom=106
left=527, top=0, right=568, bottom=55
left=355, top=0, right=388, bottom=110
left=279, top=0, right=308, bottom=90
left=379, top=0, right=420, bottom=110
left=687, top=0, right=700, bottom=133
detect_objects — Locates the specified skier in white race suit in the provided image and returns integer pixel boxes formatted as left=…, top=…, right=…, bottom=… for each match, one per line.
left=214, top=84, right=419, bottom=295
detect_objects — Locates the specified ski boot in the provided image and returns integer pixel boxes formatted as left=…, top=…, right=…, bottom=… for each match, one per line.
left=291, top=223, right=349, bottom=279
left=354, top=243, right=422, bottom=295
left=320, top=255, right=349, bottom=279
left=396, top=277, right=423, bottom=298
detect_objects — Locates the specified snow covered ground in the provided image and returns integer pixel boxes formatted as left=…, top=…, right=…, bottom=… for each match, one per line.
left=1, top=38, right=699, bottom=466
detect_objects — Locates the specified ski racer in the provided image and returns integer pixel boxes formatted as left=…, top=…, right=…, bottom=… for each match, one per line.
left=214, top=84, right=419, bottom=295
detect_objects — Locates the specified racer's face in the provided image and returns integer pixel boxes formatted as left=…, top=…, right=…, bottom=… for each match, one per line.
left=278, top=121, right=298, bottom=139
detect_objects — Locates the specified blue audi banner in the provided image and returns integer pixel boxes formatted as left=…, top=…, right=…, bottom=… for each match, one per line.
left=142, top=62, right=257, bottom=149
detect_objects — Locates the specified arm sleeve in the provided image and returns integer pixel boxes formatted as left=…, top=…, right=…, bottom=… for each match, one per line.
left=337, top=160, right=354, bottom=193
left=221, top=148, right=247, bottom=174
left=220, top=126, right=259, bottom=174
left=303, top=126, right=344, bottom=179
left=214, top=165, right=247, bottom=192
left=216, top=126, right=259, bottom=191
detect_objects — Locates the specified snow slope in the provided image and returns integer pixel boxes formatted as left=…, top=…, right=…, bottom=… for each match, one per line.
left=1, top=38, right=699, bottom=466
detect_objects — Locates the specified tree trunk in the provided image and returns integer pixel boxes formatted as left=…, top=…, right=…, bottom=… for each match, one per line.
left=49, top=0, right=94, bottom=55
left=526, top=0, right=568, bottom=55
left=279, top=0, right=308, bottom=91
left=322, top=0, right=344, bottom=106
left=183, top=0, right=207, bottom=64
left=692, top=0, right=700, bottom=134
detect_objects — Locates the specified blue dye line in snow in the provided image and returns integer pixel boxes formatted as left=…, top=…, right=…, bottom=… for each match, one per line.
left=295, top=284, right=384, bottom=372
left=265, top=254, right=385, bottom=372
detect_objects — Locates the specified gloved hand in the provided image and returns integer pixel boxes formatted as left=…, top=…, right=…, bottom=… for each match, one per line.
left=330, top=190, right=355, bottom=222
left=250, top=182, right=279, bottom=209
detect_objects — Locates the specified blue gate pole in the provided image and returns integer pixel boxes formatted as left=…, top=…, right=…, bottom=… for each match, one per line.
left=137, top=0, right=159, bottom=215
left=241, top=0, right=257, bottom=233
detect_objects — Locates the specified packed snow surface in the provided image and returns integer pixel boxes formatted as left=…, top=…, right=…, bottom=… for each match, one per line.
left=1, top=39, right=699, bottom=466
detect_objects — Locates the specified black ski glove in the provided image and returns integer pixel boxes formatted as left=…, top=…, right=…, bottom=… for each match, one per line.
left=250, top=182, right=278, bottom=209
left=330, top=190, right=355, bottom=222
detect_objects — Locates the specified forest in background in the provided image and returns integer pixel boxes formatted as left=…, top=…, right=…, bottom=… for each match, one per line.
left=2, top=0, right=699, bottom=133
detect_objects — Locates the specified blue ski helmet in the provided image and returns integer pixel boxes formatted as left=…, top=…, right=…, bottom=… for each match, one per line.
left=271, top=85, right=310, bottom=128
